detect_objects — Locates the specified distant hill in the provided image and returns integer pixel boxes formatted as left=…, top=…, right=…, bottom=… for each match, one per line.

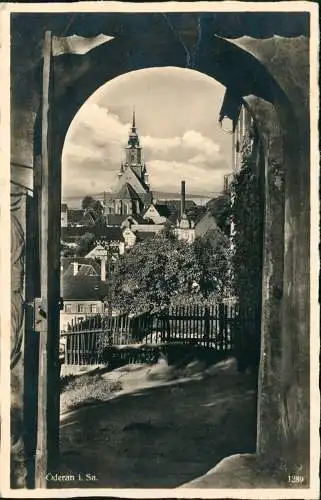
left=62, top=190, right=220, bottom=208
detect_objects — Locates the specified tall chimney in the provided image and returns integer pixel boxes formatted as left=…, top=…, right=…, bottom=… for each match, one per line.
left=72, top=262, right=79, bottom=276
left=101, top=257, right=106, bottom=282
left=181, top=180, right=186, bottom=217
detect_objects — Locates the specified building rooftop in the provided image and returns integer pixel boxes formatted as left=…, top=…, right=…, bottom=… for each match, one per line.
left=105, top=214, right=128, bottom=226
left=135, top=231, right=157, bottom=242
left=61, top=258, right=105, bottom=301
left=62, top=274, right=106, bottom=301
left=61, top=225, right=124, bottom=242
left=61, top=257, right=100, bottom=274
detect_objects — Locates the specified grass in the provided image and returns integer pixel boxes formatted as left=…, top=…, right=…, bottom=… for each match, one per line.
left=60, top=343, right=231, bottom=415
left=60, top=372, right=122, bottom=414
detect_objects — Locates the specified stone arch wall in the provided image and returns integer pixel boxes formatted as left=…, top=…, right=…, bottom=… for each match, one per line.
left=11, top=18, right=310, bottom=487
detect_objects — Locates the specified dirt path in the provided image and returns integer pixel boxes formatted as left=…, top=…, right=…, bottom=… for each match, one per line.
left=57, top=358, right=257, bottom=489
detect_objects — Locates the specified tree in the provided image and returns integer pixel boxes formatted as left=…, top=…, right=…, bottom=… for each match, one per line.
left=110, top=234, right=202, bottom=314
left=82, top=196, right=104, bottom=217
left=229, top=135, right=264, bottom=373
left=90, top=199, right=103, bottom=216
left=81, top=196, right=105, bottom=229
left=82, top=195, right=95, bottom=211
left=193, top=227, right=232, bottom=298
left=75, top=232, right=95, bottom=256
left=230, top=146, right=262, bottom=310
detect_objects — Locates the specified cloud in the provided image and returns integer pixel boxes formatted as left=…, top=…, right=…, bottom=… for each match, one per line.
left=62, top=84, right=232, bottom=199
left=188, top=154, right=207, bottom=164
left=182, top=130, right=221, bottom=156
left=141, top=135, right=181, bottom=152
left=148, top=159, right=229, bottom=194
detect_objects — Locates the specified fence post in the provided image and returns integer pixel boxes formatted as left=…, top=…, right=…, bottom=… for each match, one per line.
left=204, top=305, right=210, bottom=348
left=64, top=336, right=68, bottom=365
left=218, top=303, right=225, bottom=351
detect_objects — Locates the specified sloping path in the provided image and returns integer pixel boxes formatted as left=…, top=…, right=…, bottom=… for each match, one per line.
left=57, top=358, right=257, bottom=489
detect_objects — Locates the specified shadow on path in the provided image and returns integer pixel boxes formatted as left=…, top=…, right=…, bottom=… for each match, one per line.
left=56, top=359, right=257, bottom=489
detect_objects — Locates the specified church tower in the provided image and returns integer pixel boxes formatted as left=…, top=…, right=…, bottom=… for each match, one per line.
left=104, top=110, right=153, bottom=220
left=119, top=110, right=149, bottom=189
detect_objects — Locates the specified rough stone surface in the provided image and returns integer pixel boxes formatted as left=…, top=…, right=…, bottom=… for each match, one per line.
left=179, top=454, right=288, bottom=488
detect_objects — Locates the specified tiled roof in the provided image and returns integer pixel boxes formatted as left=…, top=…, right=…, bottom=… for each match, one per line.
left=61, top=226, right=87, bottom=241
left=62, top=274, right=106, bottom=301
left=97, top=226, right=124, bottom=242
left=105, top=214, right=128, bottom=226
left=153, top=204, right=172, bottom=218
left=61, top=257, right=100, bottom=274
left=135, top=231, right=157, bottom=241
left=144, top=200, right=197, bottom=224
left=163, top=199, right=196, bottom=212
left=61, top=225, right=124, bottom=242
left=61, top=258, right=105, bottom=301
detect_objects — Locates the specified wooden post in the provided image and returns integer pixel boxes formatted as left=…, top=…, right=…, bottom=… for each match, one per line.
left=35, top=30, right=61, bottom=488
left=204, top=306, right=210, bottom=349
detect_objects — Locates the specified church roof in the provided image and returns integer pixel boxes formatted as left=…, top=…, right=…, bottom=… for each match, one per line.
left=115, top=182, right=141, bottom=200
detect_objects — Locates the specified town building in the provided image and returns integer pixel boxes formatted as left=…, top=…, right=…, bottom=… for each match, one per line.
left=61, top=225, right=125, bottom=255
left=60, top=257, right=107, bottom=331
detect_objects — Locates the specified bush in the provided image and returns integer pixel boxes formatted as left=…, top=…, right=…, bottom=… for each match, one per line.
left=100, top=342, right=228, bottom=369
left=100, top=345, right=161, bottom=367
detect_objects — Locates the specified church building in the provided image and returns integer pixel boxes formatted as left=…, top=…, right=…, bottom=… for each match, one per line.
left=104, top=111, right=153, bottom=218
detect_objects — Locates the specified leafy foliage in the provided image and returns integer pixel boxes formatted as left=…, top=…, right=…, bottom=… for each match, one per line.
left=81, top=196, right=104, bottom=226
left=111, top=233, right=202, bottom=314
left=110, top=228, right=231, bottom=314
left=206, top=194, right=231, bottom=236
left=75, top=232, right=95, bottom=256
left=230, top=137, right=263, bottom=311
left=194, top=228, right=232, bottom=298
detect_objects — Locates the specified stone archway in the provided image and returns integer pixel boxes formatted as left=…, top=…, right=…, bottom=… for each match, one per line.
left=11, top=15, right=310, bottom=489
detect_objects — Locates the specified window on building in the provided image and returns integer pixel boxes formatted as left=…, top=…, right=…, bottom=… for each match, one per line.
left=78, top=304, right=85, bottom=313
left=65, top=304, right=72, bottom=313
left=91, top=304, right=98, bottom=314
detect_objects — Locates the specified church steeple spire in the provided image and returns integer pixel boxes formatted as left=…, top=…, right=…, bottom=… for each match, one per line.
left=128, top=108, right=139, bottom=148
left=132, top=108, right=136, bottom=131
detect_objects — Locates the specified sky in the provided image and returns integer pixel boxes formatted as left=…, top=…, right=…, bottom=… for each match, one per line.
left=62, top=67, right=233, bottom=202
